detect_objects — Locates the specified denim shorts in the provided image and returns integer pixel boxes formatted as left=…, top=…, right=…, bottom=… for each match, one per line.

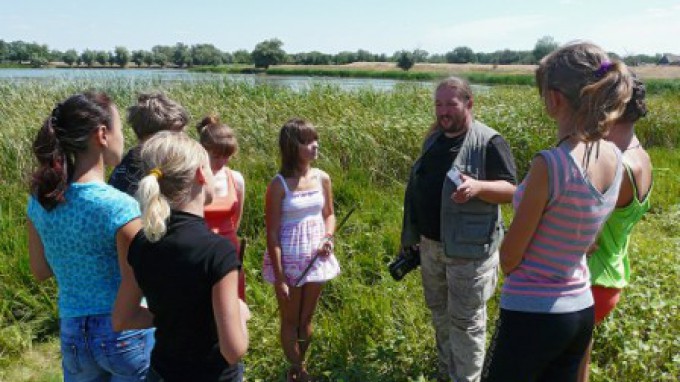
left=60, top=314, right=154, bottom=382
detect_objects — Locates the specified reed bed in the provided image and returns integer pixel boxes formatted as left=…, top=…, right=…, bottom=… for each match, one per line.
left=0, top=79, right=677, bottom=381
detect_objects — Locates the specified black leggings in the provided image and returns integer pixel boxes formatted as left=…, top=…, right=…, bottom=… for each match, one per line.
left=482, top=307, right=594, bottom=382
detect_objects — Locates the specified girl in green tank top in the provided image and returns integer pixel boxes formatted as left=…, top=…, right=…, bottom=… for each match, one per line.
left=579, top=76, right=653, bottom=382
left=588, top=163, right=651, bottom=289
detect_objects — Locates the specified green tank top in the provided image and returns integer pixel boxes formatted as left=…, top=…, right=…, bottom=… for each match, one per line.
left=588, top=163, right=652, bottom=288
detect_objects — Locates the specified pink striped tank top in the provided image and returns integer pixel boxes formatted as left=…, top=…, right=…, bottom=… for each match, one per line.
left=501, top=143, right=622, bottom=313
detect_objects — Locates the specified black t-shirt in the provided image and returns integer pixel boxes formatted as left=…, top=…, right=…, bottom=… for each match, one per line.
left=414, top=133, right=517, bottom=241
left=128, top=211, right=241, bottom=382
left=109, top=147, right=142, bottom=196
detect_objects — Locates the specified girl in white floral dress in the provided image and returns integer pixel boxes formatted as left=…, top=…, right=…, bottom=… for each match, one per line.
left=263, top=118, right=339, bottom=382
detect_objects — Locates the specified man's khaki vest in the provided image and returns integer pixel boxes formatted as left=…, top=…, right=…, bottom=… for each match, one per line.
left=402, top=121, right=504, bottom=259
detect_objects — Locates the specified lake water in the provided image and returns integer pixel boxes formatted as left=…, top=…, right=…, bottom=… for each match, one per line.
left=0, top=68, right=438, bottom=92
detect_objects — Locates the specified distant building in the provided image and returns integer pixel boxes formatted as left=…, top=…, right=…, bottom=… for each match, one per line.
left=658, top=54, right=680, bottom=65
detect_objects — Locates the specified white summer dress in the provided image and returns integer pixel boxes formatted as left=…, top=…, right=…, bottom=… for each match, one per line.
left=262, top=171, right=341, bottom=286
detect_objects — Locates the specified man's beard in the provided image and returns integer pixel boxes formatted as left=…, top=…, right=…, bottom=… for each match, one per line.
left=437, top=114, right=467, bottom=134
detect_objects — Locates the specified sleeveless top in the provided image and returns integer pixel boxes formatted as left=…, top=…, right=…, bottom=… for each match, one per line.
left=204, top=167, right=245, bottom=300
left=501, top=144, right=622, bottom=313
left=588, top=162, right=652, bottom=289
left=204, top=167, right=240, bottom=246
left=262, top=170, right=340, bottom=286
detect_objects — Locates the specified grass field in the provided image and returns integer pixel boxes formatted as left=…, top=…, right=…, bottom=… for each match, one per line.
left=0, top=78, right=678, bottom=381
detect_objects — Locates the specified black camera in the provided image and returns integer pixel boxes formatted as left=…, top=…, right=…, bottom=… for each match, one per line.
left=388, top=245, right=421, bottom=281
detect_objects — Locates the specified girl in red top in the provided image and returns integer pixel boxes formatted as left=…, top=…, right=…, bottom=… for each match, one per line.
left=197, top=116, right=246, bottom=300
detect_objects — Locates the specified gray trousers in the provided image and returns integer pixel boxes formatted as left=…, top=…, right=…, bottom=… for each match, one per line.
left=420, top=237, right=499, bottom=382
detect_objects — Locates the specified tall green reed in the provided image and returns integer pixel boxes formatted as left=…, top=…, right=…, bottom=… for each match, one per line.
left=1, top=79, right=677, bottom=380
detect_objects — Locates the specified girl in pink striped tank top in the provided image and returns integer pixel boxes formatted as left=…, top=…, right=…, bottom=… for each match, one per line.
left=482, top=42, right=633, bottom=382
left=264, top=118, right=339, bottom=382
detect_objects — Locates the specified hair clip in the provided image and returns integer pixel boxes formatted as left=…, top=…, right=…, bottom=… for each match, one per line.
left=149, top=168, right=164, bottom=179
left=594, top=61, right=613, bottom=78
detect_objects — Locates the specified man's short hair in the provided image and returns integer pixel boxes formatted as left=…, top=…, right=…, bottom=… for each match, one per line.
left=127, top=92, right=189, bottom=140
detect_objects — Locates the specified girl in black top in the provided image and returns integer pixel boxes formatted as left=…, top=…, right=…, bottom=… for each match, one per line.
left=113, top=131, right=250, bottom=382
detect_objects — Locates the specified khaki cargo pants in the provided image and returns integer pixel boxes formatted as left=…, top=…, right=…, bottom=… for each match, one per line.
left=420, top=237, right=498, bottom=382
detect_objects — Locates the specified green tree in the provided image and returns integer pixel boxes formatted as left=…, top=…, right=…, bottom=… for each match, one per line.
left=395, top=50, right=415, bottom=71
left=153, top=52, right=168, bottom=67
left=131, top=50, right=145, bottom=67
left=428, top=53, right=446, bottom=63
left=232, top=49, right=252, bottom=64
left=413, top=49, right=429, bottom=62
left=114, top=46, right=130, bottom=68
left=533, top=36, right=559, bottom=62
left=81, top=49, right=95, bottom=67
left=30, top=44, right=50, bottom=66
left=446, top=46, right=476, bottom=64
left=29, top=54, right=48, bottom=67
left=49, top=49, right=63, bottom=62
left=295, top=51, right=331, bottom=65
left=356, top=49, right=374, bottom=62
left=151, top=45, right=173, bottom=67
left=63, top=49, right=79, bottom=66
left=173, top=43, right=191, bottom=67
left=95, top=51, right=108, bottom=66
left=252, top=38, right=286, bottom=69
left=497, top=49, right=522, bottom=64
left=0, top=40, right=8, bottom=62
left=334, top=51, right=357, bottom=65
left=9, top=41, right=29, bottom=63
left=623, top=53, right=660, bottom=66
left=191, top=44, right=223, bottom=66
left=143, top=51, right=154, bottom=67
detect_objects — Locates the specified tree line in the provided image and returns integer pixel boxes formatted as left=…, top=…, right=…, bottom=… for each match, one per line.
left=0, top=37, right=666, bottom=69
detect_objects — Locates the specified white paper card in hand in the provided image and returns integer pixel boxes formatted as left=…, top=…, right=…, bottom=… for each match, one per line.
left=447, top=168, right=462, bottom=187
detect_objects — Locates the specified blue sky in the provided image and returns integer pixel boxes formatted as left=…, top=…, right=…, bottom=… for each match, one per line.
left=1, top=0, right=678, bottom=55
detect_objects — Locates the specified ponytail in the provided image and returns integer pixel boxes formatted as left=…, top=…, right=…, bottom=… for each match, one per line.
left=30, top=92, right=114, bottom=210
left=619, top=75, right=648, bottom=123
left=136, top=174, right=171, bottom=242
left=196, top=115, right=238, bottom=157
left=196, top=114, right=220, bottom=135
left=536, top=42, right=633, bottom=142
left=574, top=61, right=632, bottom=141
left=30, top=118, right=68, bottom=210
left=136, top=131, right=208, bottom=242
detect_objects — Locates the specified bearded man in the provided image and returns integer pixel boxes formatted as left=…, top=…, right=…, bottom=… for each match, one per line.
left=401, top=77, right=518, bottom=382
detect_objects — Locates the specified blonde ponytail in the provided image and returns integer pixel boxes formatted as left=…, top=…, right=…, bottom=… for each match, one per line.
left=136, top=174, right=171, bottom=242
left=135, top=131, right=208, bottom=242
